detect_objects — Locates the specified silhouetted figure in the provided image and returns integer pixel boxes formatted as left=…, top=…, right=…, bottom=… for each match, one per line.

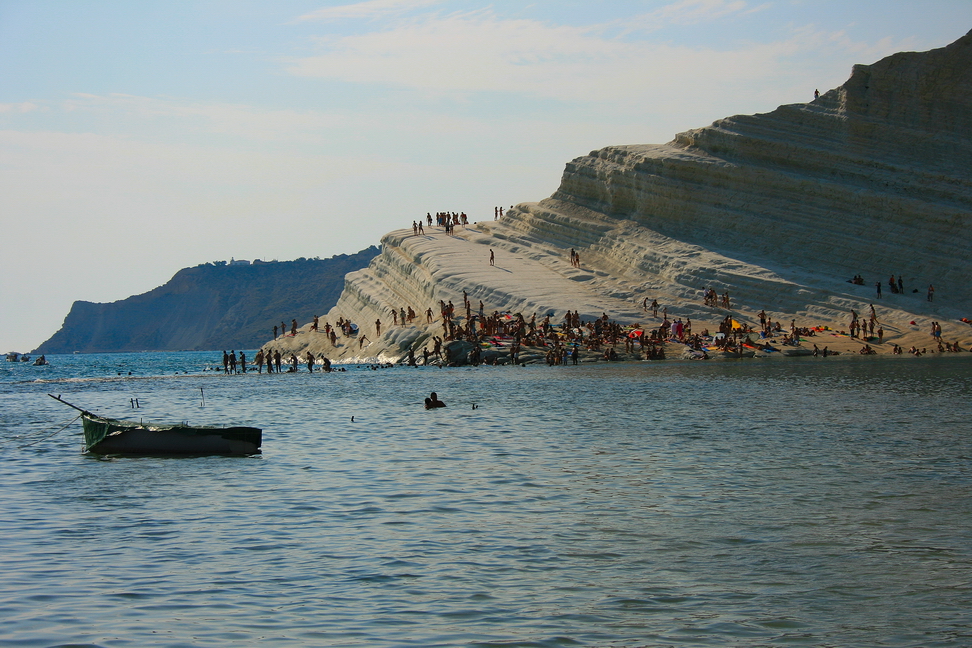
left=424, top=391, right=446, bottom=409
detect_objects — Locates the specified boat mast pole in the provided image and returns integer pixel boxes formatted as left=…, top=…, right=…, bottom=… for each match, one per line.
left=47, top=394, right=91, bottom=415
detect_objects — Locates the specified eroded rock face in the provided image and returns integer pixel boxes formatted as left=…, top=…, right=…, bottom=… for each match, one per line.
left=264, top=32, right=972, bottom=364
left=552, top=30, right=972, bottom=304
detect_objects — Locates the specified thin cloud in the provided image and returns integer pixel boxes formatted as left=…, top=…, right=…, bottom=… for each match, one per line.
left=611, top=0, right=751, bottom=35
left=742, top=3, right=773, bottom=17
left=283, top=12, right=881, bottom=109
left=60, top=93, right=347, bottom=144
left=647, top=0, right=750, bottom=26
left=296, top=0, right=445, bottom=22
left=0, top=101, right=42, bottom=113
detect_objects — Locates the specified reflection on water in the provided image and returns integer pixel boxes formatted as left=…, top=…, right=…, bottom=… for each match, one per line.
left=1, top=353, right=970, bottom=646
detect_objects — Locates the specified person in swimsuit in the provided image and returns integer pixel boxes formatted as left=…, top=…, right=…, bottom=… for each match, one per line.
left=424, top=392, right=446, bottom=409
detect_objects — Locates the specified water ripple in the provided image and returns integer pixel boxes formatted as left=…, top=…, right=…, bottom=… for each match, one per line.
left=0, top=355, right=970, bottom=646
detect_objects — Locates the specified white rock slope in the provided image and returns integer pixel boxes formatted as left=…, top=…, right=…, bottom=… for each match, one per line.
left=265, top=31, right=972, bottom=363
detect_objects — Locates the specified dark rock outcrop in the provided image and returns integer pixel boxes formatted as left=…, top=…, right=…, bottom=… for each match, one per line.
left=35, top=248, right=379, bottom=353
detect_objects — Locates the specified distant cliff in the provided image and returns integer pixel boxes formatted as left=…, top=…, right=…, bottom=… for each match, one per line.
left=35, top=248, right=379, bottom=353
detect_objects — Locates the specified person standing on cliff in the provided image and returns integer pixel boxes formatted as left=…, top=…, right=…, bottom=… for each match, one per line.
left=814, top=89, right=819, bottom=100
left=291, top=319, right=298, bottom=336
left=489, top=249, right=495, bottom=266
left=273, top=325, right=277, bottom=340
left=927, top=284, right=935, bottom=301
left=375, top=318, right=381, bottom=336
left=876, top=282, right=882, bottom=299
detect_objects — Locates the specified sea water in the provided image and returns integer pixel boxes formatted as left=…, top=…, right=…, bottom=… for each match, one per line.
left=1, top=352, right=970, bottom=647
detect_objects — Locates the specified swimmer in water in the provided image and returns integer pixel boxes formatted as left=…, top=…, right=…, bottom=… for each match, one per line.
left=424, top=391, right=446, bottom=409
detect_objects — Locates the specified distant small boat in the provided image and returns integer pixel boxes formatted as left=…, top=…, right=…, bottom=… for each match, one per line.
left=5, top=352, right=18, bottom=362
left=33, top=355, right=49, bottom=366
left=20, top=355, right=30, bottom=363
left=719, top=349, right=756, bottom=358
left=48, top=394, right=261, bottom=456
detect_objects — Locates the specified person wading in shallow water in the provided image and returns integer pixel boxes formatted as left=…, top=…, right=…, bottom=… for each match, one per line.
left=424, top=392, right=446, bottom=409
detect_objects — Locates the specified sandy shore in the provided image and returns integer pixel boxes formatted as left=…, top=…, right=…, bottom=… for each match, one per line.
left=258, top=218, right=971, bottom=367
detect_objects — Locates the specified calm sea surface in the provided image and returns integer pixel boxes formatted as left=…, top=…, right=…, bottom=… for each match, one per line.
left=1, top=352, right=970, bottom=647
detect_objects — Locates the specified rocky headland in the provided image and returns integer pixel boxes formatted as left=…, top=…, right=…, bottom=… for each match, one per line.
left=36, top=248, right=378, bottom=354
left=262, top=31, right=972, bottom=365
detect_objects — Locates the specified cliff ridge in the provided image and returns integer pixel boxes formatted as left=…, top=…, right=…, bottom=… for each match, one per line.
left=35, top=248, right=379, bottom=353
left=263, top=32, right=972, bottom=364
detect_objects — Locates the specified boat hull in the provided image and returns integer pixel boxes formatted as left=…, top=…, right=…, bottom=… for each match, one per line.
left=718, top=350, right=756, bottom=358
left=782, top=348, right=814, bottom=357
left=82, top=414, right=261, bottom=456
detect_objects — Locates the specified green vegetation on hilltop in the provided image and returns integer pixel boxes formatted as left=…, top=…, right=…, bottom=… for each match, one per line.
left=35, top=248, right=379, bottom=353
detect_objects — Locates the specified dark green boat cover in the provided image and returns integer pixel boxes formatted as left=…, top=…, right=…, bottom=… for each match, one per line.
left=81, top=414, right=262, bottom=455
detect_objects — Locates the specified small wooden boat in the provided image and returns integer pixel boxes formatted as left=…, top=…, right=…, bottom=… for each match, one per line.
left=782, top=347, right=814, bottom=357
left=49, top=394, right=261, bottom=456
left=718, top=348, right=756, bottom=358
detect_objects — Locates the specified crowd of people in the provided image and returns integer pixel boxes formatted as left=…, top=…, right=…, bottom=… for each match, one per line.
left=254, top=283, right=966, bottom=370
left=248, top=244, right=963, bottom=370
left=221, top=347, right=333, bottom=374
left=848, top=273, right=936, bottom=303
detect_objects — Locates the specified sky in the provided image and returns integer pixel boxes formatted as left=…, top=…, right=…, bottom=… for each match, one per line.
left=1, top=1, right=970, bottom=353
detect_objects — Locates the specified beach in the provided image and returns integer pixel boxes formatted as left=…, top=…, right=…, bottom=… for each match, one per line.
left=259, top=218, right=972, bottom=368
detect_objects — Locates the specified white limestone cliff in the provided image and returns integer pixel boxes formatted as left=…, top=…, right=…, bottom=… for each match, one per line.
left=264, top=31, right=972, bottom=364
